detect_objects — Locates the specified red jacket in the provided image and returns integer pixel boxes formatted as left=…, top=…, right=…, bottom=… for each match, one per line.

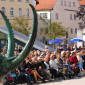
left=70, top=56, right=78, bottom=64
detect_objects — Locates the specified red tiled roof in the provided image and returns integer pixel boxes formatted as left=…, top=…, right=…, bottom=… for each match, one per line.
left=35, top=0, right=56, bottom=10
left=79, top=0, right=85, bottom=5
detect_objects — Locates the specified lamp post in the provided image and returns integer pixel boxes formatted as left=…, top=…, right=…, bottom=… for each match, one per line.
left=66, top=31, right=68, bottom=45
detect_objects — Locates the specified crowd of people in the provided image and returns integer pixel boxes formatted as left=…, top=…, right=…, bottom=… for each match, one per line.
left=1, top=45, right=85, bottom=85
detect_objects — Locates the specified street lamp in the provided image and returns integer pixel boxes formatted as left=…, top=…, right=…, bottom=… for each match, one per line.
left=66, top=31, right=68, bottom=44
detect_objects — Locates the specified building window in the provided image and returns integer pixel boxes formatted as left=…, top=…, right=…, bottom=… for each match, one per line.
left=64, top=1, right=66, bottom=6
left=10, top=0, right=14, bottom=1
left=70, top=14, right=72, bottom=20
left=69, top=2, right=71, bottom=7
left=55, top=13, right=58, bottom=20
left=43, top=13, right=47, bottom=19
left=1, top=7, right=6, bottom=15
left=61, top=0, right=63, bottom=6
left=70, top=28, right=73, bottom=34
left=18, top=0, right=22, bottom=2
left=40, top=13, right=43, bottom=18
left=73, top=2, right=75, bottom=7
left=74, top=14, right=76, bottom=20
left=26, top=0, right=29, bottom=2
left=10, top=7, right=14, bottom=17
left=26, top=8, right=30, bottom=17
left=18, top=8, right=23, bottom=17
left=75, top=29, right=77, bottom=34
left=40, top=13, right=47, bottom=19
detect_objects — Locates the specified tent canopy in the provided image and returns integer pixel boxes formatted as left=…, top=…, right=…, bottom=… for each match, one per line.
left=49, top=39, right=63, bottom=44
left=69, top=38, right=83, bottom=43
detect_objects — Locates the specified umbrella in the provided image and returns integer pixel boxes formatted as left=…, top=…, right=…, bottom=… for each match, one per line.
left=49, top=39, right=63, bottom=44
left=69, top=38, right=83, bottom=43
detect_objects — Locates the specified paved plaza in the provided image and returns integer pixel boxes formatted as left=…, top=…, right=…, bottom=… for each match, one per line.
left=39, top=77, right=85, bottom=85
left=6, top=76, right=84, bottom=85
left=35, top=76, right=85, bottom=85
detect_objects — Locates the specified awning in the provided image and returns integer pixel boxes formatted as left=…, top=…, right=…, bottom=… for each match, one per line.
left=0, top=27, right=55, bottom=51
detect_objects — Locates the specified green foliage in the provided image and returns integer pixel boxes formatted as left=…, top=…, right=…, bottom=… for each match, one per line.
left=0, top=32, right=7, bottom=39
left=11, top=16, right=31, bottom=36
left=40, top=18, right=68, bottom=40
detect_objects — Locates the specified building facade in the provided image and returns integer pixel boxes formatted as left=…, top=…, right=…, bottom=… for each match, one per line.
left=0, top=0, right=33, bottom=27
left=35, top=0, right=80, bottom=45
left=0, top=0, right=34, bottom=51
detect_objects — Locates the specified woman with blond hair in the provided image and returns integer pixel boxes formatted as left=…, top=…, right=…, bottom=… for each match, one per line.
left=1, top=49, right=6, bottom=56
left=49, top=54, right=58, bottom=71
left=77, top=52, right=84, bottom=71
left=23, top=57, right=43, bottom=83
left=1, top=46, right=7, bottom=56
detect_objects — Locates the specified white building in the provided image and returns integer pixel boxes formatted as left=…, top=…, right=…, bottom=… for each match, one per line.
left=35, top=0, right=80, bottom=45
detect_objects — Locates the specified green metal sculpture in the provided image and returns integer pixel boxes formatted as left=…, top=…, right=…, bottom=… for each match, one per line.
left=0, top=4, right=38, bottom=78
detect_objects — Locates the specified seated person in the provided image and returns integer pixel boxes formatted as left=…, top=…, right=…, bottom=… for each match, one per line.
left=44, top=58, right=57, bottom=78
left=70, top=52, right=78, bottom=64
left=23, top=58, right=43, bottom=83
left=81, top=51, right=85, bottom=70
left=77, top=52, right=84, bottom=71
left=49, top=54, right=58, bottom=71
left=37, top=57, right=46, bottom=72
left=30, top=57, right=38, bottom=70
left=55, top=53, right=63, bottom=70
left=15, top=68, right=31, bottom=84
left=70, top=51, right=79, bottom=69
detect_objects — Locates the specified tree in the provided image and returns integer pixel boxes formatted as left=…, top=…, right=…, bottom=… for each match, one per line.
left=11, top=16, right=31, bottom=36
left=40, top=18, right=68, bottom=48
left=76, top=6, right=85, bottom=30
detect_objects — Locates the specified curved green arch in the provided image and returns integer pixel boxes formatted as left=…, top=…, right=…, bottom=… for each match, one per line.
left=0, top=11, right=15, bottom=57
left=11, top=4, right=38, bottom=69
left=0, top=4, right=38, bottom=78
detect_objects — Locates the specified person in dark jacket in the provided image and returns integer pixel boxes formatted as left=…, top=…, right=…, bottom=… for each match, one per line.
left=44, top=58, right=57, bottom=78
left=37, top=57, right=46, bottom=70
left=37, top=57, right=49, bottom=80
left=81, top=51, right=85, bottom=70
left=23, top=58, right=43, bottom=83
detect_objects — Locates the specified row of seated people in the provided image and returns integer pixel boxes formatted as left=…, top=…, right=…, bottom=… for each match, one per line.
left=5, top=50, right=85, bottom=84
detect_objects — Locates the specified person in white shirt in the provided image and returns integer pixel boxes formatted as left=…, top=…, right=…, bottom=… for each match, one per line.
left=77, top=52, right=84, bottom=71
left=77, top=52, right=83, bottom=62
left=49, top=54, right=58, bottom=71
left=44, top=57, right=57, bottom=78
